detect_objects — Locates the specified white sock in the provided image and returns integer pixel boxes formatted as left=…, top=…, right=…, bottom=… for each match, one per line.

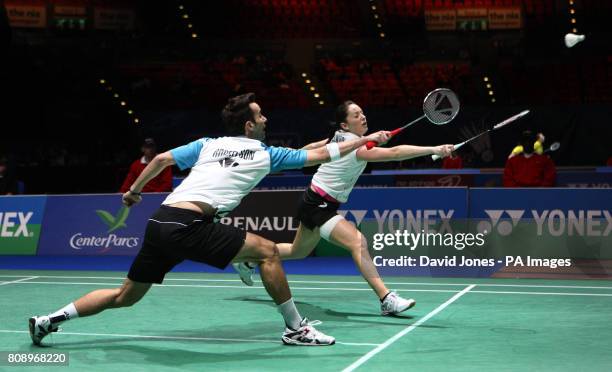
left=48, top=303, right=79, bottom=325
left=277, top=298, right=302, bottom=330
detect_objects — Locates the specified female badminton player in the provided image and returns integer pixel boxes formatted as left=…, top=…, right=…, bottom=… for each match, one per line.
left=235, top=100, right=453, bottom=315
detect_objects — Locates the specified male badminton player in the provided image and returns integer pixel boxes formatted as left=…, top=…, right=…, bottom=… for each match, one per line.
left=235, top=100, right=453, bottom=315
left=29, top=93, right=390, bottom=347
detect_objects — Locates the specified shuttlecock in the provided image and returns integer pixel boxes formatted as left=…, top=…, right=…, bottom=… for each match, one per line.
left=564, top=33, right=585, bottom=48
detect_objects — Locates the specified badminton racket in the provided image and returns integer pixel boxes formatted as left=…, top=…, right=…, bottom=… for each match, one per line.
left=432, top=110, right=530, bottom=161
left=365, top=88, right=460, bottom=149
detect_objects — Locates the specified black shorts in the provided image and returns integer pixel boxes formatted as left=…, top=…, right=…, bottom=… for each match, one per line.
left=296, top=188, right=341, bottom=230
left=128, top=205, right=246, bottom=284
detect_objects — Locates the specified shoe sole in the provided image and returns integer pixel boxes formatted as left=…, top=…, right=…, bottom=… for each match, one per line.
left=282, top=337, right=335, bottom=346
left=382, top=299, right=416, bottom=316
left=28, top=317, right=41, bottom=346
left=233, top=264, right=254, bottom=286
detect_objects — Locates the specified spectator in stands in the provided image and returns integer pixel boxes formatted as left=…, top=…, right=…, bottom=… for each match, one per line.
left=508, top=132, right=545, bottom=159
left=503, top=131, right=556, bottom=187
left=0, top=155, right=18, bottom=195
left=119, top=138, right=172, bottom=193
left=442, top=151, right=463, bottom=169
left=358, top=61, right=371, bottom=75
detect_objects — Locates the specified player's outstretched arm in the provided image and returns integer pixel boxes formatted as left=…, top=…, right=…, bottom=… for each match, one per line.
left=356, top=144, right=453, bottom=162
left=122, top=151, right=176, bottom=207
left=301, top=138, right=329, bottom=150
left=304, top=131, right=390, bottom=166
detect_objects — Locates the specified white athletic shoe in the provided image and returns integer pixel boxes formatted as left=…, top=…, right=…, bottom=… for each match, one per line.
left=232, top=262, right=255, bottom=286
left=29, top=316, right=59, bottom=346
left=282, top=318, right=335, bottom=346
left=381, top=291, right=416, bottom=316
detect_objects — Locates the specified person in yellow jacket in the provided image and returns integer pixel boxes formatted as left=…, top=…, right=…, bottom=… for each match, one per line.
left=509, top=132, right=545, bottom=158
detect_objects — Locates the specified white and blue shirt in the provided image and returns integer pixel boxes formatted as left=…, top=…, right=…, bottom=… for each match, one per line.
left=163, top=136, right=306, bottom=217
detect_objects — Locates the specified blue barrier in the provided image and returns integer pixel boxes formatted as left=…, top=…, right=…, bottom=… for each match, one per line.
left=468, top=188, right=612, bottom=262
left=2, top=189, right=611, bottom=270
left=469, top=188, right=611, bottom=217
left=173, top=167, right=612, bottom=189
left=37, top=193, right=167, bottom=256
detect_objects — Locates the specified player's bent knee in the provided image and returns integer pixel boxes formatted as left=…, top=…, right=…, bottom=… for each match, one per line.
left=114, top=281, right=149, bottom=307
left=262, top=242, right=280, bottom=261
left=249, top=237, right=279, bottom=263
left=115, top=291, right=143, bottom=307
left=348, top=233, right=367, bottom=254
left=320, top=215, right=344, bottom=241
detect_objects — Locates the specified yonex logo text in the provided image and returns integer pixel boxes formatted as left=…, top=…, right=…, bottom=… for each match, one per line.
left=0, top=212, right=33, bottom=238
left=373, top=209, right=455, bottom=233
left=477, top=209, right=612, bottom=237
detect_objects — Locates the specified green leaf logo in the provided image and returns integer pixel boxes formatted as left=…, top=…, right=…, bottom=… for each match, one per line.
left=95, top=206, right=130, bottom=233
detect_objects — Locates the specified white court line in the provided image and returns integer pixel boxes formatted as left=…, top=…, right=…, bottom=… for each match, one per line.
left=0, top=330, right=377, bottom=347
left=6, top=281, right=612, bottom=297
left=342, top=284, right=476, bottom=372
left=473, top=290, right=612, bottom=297
left=0, top=276, right=39, bottom=286
left=8, top=281, right=456, bottom=293
left=1, top=274, right=612, bottom=290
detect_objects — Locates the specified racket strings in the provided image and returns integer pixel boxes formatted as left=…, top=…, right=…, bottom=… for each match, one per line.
left=423, top=89, right=460, bottom=125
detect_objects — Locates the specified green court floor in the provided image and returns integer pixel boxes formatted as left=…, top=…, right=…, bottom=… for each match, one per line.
left=1, top=270, right=612, bottom=371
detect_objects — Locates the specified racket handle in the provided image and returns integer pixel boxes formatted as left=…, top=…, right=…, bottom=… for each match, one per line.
left=431, top=142, right=464, bottom=161
left=366, top=128, right=402, bottom=150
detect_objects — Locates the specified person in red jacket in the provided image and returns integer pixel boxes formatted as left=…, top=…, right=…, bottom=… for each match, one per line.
left=120, top=138, right=173, bottom=192
left=503, top=130, right=556, bottom=187
left=442, top=151, right=463, bottom=169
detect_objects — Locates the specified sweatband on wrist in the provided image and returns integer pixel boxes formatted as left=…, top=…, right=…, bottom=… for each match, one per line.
left=326, top=143, right=341, bottom=161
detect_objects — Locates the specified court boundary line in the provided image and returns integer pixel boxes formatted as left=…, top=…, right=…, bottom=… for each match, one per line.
left=5, top=280, right=612, bottom=297
left=0, top=330, right=378, bottom=347
left=342, top=284, right=476, bottom=372
left=0, top=276, right=39, bottom=286
left=1, top=274, right=611, bottom=290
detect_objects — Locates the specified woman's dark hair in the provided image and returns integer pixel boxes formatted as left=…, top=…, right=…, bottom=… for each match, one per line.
left=327, top=100, right=355, bottom=141
left=334, top=100, right=356, bottom=128
left=221, top=93, right=256, bottom=135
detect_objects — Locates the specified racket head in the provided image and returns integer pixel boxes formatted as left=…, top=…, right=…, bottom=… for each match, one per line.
left=422, top=88, right=460, bottom=125
left=549, top=142, right=561, bottom=151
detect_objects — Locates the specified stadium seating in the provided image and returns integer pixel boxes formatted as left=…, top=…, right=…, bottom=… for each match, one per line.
left=204, top=0, right=363, bottom=38
left=117, top=56, right=310, bottom=109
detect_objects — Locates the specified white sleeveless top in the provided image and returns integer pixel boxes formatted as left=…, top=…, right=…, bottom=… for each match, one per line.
left=311, top=130, right=367, bottom=203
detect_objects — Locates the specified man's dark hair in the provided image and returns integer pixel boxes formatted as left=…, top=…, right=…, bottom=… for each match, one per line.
left=221, top=93, right=256, bottom=135
left=520, top=130, right=535, bottom=155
